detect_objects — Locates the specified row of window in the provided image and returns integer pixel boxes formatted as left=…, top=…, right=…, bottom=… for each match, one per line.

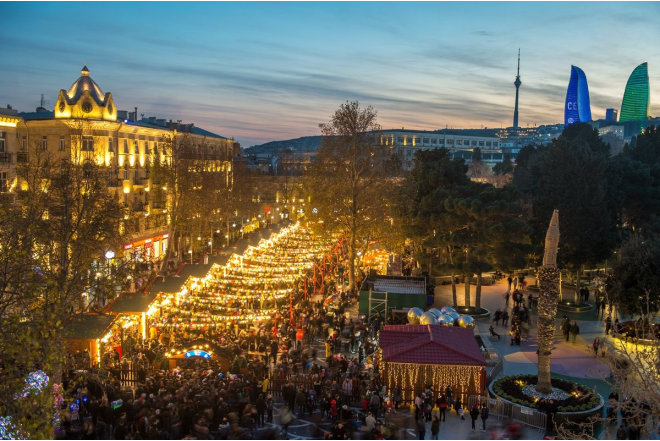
left=9, top=135, right=230, bottom=157
left=395, top=136, right=498, bottom=148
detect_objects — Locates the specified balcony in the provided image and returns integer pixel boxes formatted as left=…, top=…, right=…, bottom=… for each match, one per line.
left=16, top=152, right=29, bottom=163
left=132, top=202, right=147, bottom=212
left=133, top=177, right=147, bottom=187
left=0, top=153, right=12, bottom=163
left=107, top=178, right=122, bottom=188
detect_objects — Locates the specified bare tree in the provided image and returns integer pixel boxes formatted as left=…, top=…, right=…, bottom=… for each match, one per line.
left=304, top=101, right=394, bottom=290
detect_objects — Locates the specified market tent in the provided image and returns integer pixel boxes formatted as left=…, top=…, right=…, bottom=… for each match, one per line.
left=379, top=324, right=486, bottom=402
left=108, top=292, right=158, bottom=315
left=64, top=314, right=118, bottom=363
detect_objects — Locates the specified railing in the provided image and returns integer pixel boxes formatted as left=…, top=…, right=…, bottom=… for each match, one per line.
left=107, top=179, right=122, bottom=188
left=0, top=152, right=12, bottom=163
left=133, top=177, right=147, bottom=186
left=16, top=152, right=29, bottom=163
left=468, top=395, right=547, bottom=432
left=132, top=203, right=146, bottom=212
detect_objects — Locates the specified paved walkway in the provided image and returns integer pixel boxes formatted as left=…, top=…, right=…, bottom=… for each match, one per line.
left=434, top=276, right=612, bottom=380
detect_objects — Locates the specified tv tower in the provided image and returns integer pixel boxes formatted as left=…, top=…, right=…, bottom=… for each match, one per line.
left=513, top=49, right=521, bottom=129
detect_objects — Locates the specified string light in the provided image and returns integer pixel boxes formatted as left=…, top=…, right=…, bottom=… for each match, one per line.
left=384, top=362, right=483, bottom=403
left=149, top=223, right=337, bottom=332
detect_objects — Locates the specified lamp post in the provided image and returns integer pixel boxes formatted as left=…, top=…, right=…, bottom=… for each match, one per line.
left=189, top=249, right=193, bottom=264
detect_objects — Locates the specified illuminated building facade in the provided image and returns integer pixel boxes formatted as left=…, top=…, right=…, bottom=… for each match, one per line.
left=4, top=67, right=237, bottom=262
left=380, top=129, right=502, bottom=171
left=620, top=62, right=650, bottom=123
left=564, top=65, right=592, bottom=126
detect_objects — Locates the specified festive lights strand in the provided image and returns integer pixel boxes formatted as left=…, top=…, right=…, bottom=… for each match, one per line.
left=148, top=222, right=340, bottom=332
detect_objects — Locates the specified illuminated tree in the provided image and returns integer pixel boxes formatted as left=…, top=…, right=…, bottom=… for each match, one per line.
left=0, top=137, right=126, bottom=438
left=304, top=101, right=393, bottom=290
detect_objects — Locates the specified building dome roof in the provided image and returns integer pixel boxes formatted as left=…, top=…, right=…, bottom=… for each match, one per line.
left=66, top=65, right=105, bottom=105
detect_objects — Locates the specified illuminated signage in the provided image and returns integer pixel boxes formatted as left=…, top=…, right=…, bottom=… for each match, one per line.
left=185, top=350, right=211, bottom=359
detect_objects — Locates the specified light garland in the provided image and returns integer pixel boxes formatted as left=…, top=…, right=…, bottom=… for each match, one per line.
left=149, top=222, right=338, bottom=333
left=384, top=362, right=483, bottom=403
left=0, top=416, right=28, bottom=440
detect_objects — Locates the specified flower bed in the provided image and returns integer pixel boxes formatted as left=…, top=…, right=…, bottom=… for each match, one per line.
left=491, top=374, right=601, bottom=412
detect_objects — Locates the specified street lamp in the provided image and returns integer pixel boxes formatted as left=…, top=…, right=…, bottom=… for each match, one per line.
left=188, top=249, right=193, bottom=264
left=105, top=250, right=115, bottom=260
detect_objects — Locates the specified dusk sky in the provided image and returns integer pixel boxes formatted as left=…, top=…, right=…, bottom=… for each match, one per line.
left=1, top=2, right=659, bottom=147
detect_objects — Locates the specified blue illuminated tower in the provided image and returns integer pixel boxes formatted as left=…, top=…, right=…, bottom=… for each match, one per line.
left=564, top=65, right=592, bottom=126
left=513, top=49, right=521, bottom=129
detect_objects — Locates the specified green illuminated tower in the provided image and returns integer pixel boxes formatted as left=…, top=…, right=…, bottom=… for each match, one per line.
left=620, top=62, right=650, bottom=122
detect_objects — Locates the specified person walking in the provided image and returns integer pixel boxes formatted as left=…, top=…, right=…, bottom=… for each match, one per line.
left=393, top=386, right=402, bottom=410
left=417, top=416, right=427, bottom=440
left=592, top=338, right=600, bottom=357
left=469, top=404, right=479, bottom=432
left=507, top=275, right=513, bottom=292
left=562, top=318, right=571, bottom=342
left=266, top=394, right=274, bottom=423
left=570, top=321, right=580, bottom=343
left=256, top=394, right=266, bottom=427
left=513, top=277, right=518, bottom=291
left=480, top=403, right=489, bottom=432
left=431, top=416, right=440, bottom=440
left=502, top=310, right=509, bottom=328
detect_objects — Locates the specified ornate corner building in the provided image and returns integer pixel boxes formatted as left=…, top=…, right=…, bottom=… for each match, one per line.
left=0, top=66, right=238, bottom=264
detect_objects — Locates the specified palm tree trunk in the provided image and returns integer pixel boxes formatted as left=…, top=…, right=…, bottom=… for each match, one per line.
left=537, top=266, right=561, bottom=394
left=464, top=276, right=471, bottom=308
left=574, top=268, right=582, bottom=303
left=451, top=273, right=458, bottom=308
left=475, top=272, right=482, bottom=312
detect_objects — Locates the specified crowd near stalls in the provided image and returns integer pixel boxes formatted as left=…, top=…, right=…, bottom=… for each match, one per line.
left=50, top=223, right=386, bottom=440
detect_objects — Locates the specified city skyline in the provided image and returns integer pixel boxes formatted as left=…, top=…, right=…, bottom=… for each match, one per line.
left=1, top=2, right=659, bottom=147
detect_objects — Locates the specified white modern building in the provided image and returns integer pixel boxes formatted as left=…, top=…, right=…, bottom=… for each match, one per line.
left=379, top=129, right=503, bottom=170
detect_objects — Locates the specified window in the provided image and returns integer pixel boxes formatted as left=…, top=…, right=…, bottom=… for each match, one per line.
left=41, top=136, right=48, bottom=150
left=82, top=162, right=93, bottom=179
left=464, top=140, right=470, bottom=146
left=144, top=141, right=150, bottom=154
left=486, top=141, right=492, bottom=147
left=153, top=142, right=159, bottom=156
left=479, top=141, right=484, bottom=147
left=134, top=140, right=139, bottom=154
left=124, top=166, right=129, bottom=180
left=438, top=139, right=444, bottom=145
left=22, top=136, right=27, bottom=151
left=471, top=140, right=477, bottom=146
left=82, top=137, right=93, bottom=151
left=493, top=142, right=498, bottom=147
left=0, top=132, right=5, bottom=153
left=447, top=139, right=454, bottom=145
left=431, top=138, right=437, bottom=144
left=0, top=172, right=7, bottom=192
left=123, top=139, right=129, bottom=154
left=60, top=137, right=66, bottom=151
left=414, top=137, right=421, bottom=145
left=397, top=137, right=403, bottom=143
left=108, top=138, right=114, bottom=153
left=422, top=138, right=429, bottom=144
left=456, top=140, right=463, bottom=146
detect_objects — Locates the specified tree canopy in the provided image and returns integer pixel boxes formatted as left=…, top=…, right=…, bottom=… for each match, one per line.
left=303, top=101, right=395, bottom=289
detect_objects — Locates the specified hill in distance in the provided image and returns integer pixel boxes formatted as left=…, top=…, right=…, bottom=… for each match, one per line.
left=247, top=128, right=501, bottom=155
left=247, top=135, right=322, bottom=154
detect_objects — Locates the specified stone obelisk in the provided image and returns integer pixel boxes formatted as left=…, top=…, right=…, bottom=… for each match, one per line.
left=537, top=210, right=561, bottom=394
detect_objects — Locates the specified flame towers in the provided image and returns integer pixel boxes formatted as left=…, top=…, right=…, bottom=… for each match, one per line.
left=564, top=65, right=592, bottom=126
left=620, top=62, right=650, bottom=122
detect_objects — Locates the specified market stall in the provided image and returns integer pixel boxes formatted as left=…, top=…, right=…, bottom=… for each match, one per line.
left=379, top=324, right=487, bottom=403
